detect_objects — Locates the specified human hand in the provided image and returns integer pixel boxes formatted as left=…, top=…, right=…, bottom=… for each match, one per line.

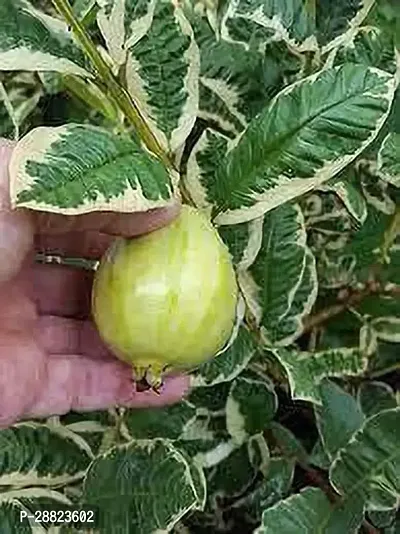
left=0, top=139, right=189, bottom=427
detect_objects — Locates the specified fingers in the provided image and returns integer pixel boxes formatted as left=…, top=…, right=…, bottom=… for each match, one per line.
left=0, top=331, right=46, bottom=427
left=37, top=315, right=111, bottom=359
left=29, top=263, right=94, bottom=318
left=34, top=202, right=181, bottom=259
left=0, top=142, right=33, bottom=283
left=34, top=202, right=180, bottom=235
left=23, top=355, right=190, bottom=419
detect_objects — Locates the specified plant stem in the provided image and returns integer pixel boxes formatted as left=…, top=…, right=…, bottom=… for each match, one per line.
left=51, top=0, right=170, bottom=169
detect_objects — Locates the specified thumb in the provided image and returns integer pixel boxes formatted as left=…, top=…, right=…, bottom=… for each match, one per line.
left=0, top=140, right=33, bottom=283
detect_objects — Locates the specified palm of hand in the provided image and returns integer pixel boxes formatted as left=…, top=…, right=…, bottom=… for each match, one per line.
left=0, top=142, right=188, bottom=427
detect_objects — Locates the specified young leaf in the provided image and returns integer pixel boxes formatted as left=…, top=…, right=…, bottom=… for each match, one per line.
left=192, top=325, right=259, bottom=388
left=241, top=203, right=318, bottom=345
left=330, top=408, right=400, bottom=511
left=271, top=347, right=368, bottom=404
left=0, top=0, right=90, bottom=76
left=213, top=65, right=396, bottom=225
left=226, top=375, right=277, bottom=445
left=378, top=132, right=400, bottom=188
left=82, top=439, right=206, bottom=534
left=9, top=124, right=178, bottom=214
left=0, top=423, right=91, bottom=488
left=125, top=0, right=200, bottom=153
left=315, top=379, right=365, bottom=459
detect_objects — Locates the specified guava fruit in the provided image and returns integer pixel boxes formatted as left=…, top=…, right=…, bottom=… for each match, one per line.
left=91, top=205, right=238, bottom=391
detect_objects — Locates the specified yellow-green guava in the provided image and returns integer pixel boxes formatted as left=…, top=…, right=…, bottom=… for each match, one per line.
left=92, top=205, right=238, bottom=390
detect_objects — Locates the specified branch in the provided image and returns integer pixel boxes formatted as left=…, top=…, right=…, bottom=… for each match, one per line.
left=303, top=281, right=400, bottom=333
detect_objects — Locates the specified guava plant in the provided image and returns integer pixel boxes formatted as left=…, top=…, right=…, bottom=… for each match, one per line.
left=0, top=0, right=399, bottom=533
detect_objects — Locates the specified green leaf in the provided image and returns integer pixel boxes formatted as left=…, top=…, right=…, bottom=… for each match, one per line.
left=0, top=423, right=92, bottom=487
left=192, top=325, right=258, bottom=387
left=378, top=133, right=400, bottom=187
left=271, top=347, right=368, bottom=404
left=213, top=65, right=396, bottom=225
left=330, top=408, right=400, bottom=511
left=122, top=400, right=197, bottom=440
left=357, top=381, right=398, bottom=418
left=242, top=203, right=318, bottom=345
left=255, top=487, right=364, bottom=534
left=0, top=0, right=90, bottom=76
left=125, top=0, right=199, bottom=153
left=226, top=375, right=277, bottom=445
left=82, top=439, right=206, bottom=533
left=9, top=123, right=177, bottom=214
left=315, top=379, right=365, bottom=459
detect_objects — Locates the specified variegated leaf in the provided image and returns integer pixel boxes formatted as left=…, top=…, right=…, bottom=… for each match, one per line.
left=270, top=347, right=368, bottom=404
left=357, top=381, right=398, bottom=418
left=125, top=0, right=200, bottom=153
left=315, top=379, right=365, bottom=460
left=370, top=317, right=400, bottom=343
left=319, top=0, right=375, bottom=51
left=240, top=203, right=318, bottom=346
left=226, top=374, right=277, bottom=445
left=9, top=124, right=178, bottom=214
left=330, top=178, right=368, bottom=225
left=192, top=15, right=301, bottom=135
left=96, top=0, right=157, bottom=66
left=0, top=72, right=43, bottom=141
left=218, top=216, right=264, bottom=269
left=192, top=325, right=258, bottom=387
left=82, top=439, right=206, bottom=533
left=212, top=65, right=395, bottom=226
left=0, top=423, right=91, bottom=488
left=378, top=132, right=400, bottom=187
left=255, top=487, right=365, bottom=534
left=122, top=400, right=198, bottom=440
left=185, top=127, right=230, bottom=210
left=333, top=23, right=397, bottom=74
left=0, top=0, right=90, bottom=76
left=321, top=168, right=368, bottom=225
left=220, top=0, right=315, bottom=49
left=0, top=489, right=72, bottom=534
left=330, top=408, right=400, bottom=512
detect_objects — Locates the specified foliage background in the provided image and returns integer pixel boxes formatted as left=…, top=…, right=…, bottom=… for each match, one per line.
left=0, top=0, right=399, bottom=533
